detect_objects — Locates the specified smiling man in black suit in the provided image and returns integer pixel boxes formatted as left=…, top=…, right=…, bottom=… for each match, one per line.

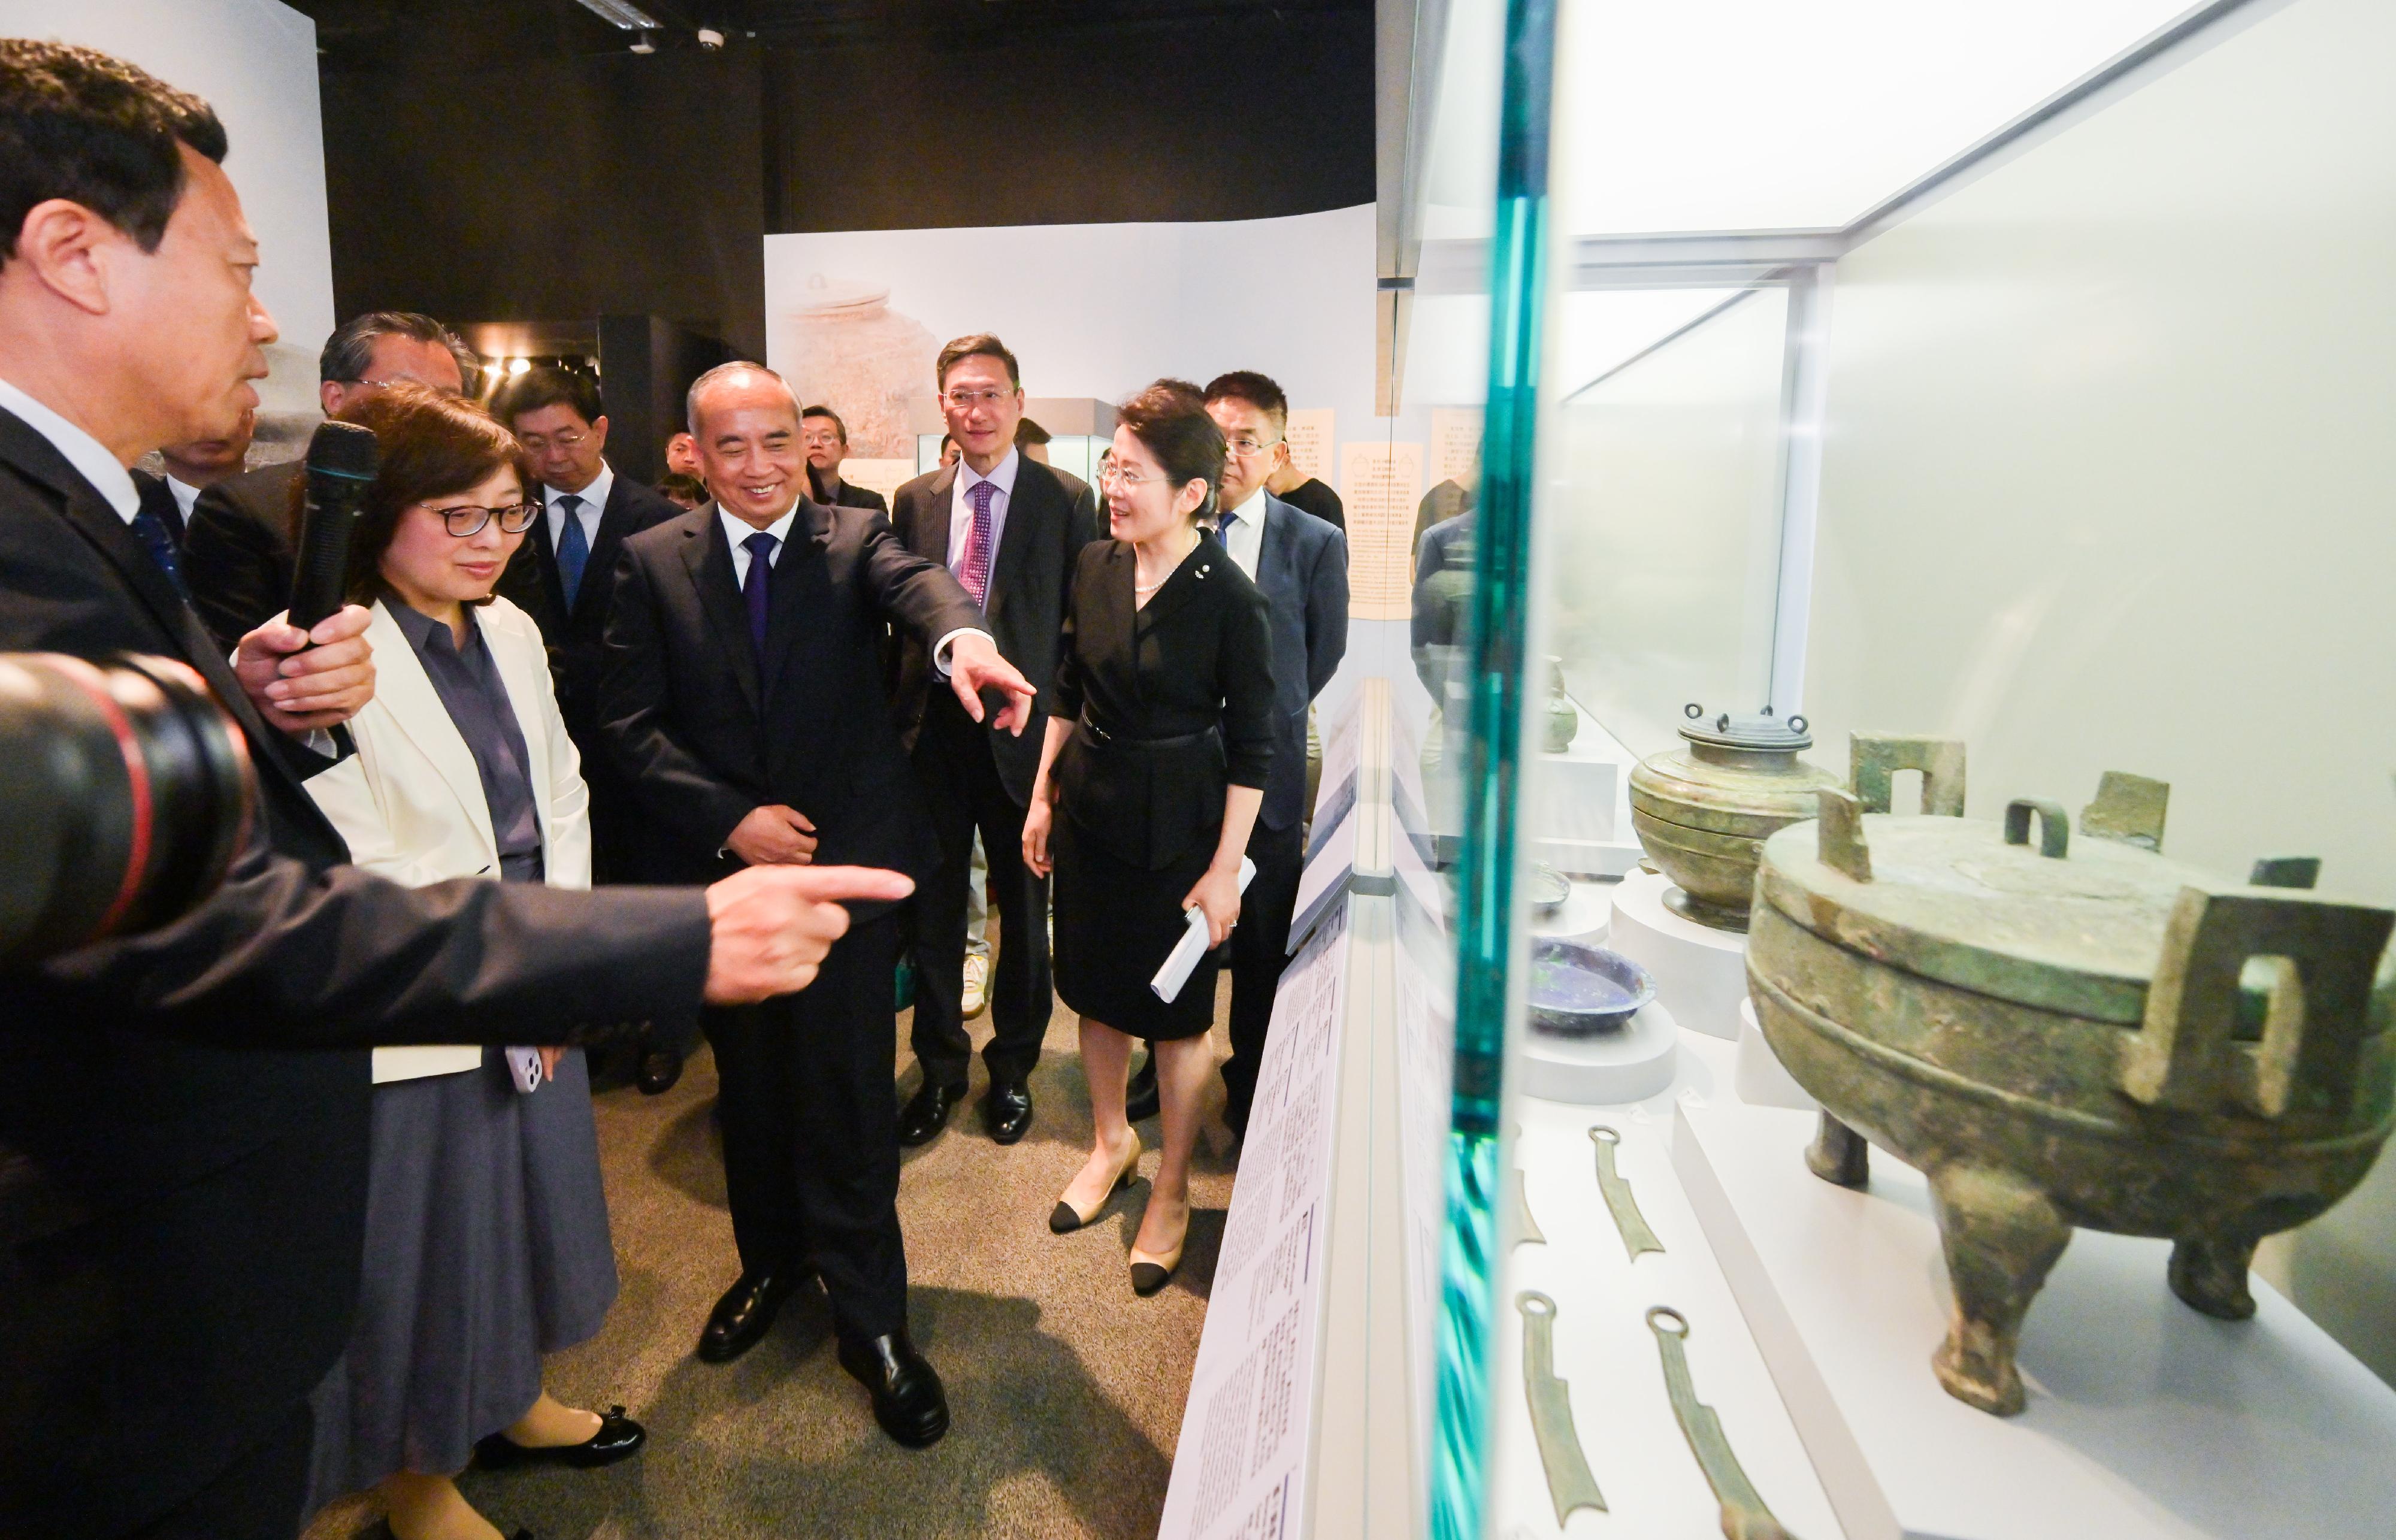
left=598, top=362, right=1036, bottom=1448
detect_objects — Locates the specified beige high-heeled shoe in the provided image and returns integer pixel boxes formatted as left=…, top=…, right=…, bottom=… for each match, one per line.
left=1050, top=1134, right=1142, bottom=1234
left=1129, top=1198, right=1189, bottom=1296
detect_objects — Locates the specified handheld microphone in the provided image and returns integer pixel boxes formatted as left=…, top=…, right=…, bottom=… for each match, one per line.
left=286, top=420, right=381, bottom=633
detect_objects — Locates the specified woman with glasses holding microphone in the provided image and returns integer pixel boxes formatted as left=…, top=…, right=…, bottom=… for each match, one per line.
left=298, top=386, right=642, bottom=1540
left=1022, top=380, right=1276, bottom=1295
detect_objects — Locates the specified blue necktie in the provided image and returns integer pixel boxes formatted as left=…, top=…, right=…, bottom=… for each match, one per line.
left=130, top=506, right=188, bottom=599
left=555, top=494, right=589, bottom=611
left=743, top=531, right=778, bottom=658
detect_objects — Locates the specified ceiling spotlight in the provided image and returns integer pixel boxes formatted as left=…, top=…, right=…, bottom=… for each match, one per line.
left=506, top=358, right=531, bottom=376
left=697, top=26, right=725, bottom=50
left=629, top=29, right=656, bottom=53
left=573, top=0, right=661, bottom=29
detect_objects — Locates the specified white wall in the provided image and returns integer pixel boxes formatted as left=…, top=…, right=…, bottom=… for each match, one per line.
left=0, top=0, right=335, bottom=413
left=1799, top=0, right=2396, bottom=1381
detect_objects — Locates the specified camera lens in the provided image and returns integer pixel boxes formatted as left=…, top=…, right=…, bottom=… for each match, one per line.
left=0, top=653, right=255, bottom=964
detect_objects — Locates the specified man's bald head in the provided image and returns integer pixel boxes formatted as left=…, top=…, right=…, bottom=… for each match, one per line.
left=686, top=362, right=809, bottom=530
left=686, top=361, right=798, bottom=437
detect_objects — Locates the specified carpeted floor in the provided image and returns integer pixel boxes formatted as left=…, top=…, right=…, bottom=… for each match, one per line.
left=304, top=973, right=1239, bottom=1540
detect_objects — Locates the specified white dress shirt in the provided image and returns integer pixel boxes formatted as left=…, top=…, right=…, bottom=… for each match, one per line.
left=0, top=375, right=139, bottom=520
left=1218, top=486, right=1269, bottom=580
left=165, top=476, right=203, bottom=522
left=718, top=504, right=801, bottom=582
left=946, top=447, right=1020, bottom=592
left=545, top=459, right=613, bottom=554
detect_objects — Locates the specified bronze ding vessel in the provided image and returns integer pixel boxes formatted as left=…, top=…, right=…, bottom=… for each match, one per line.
left=1746, top=745, right=2395, bottom=1417
left=1628, top=704, right=1841, bottom=930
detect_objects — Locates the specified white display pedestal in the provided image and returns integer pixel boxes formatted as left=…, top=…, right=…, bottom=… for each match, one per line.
left=1518, top=1000, right=1678, bottom=1105
left=1608, top=868, right=1747, bottom=1040
left=1672, top=1101, right=2396, bottom=1540
left=1529, top=876, right=1612, bottom=948
left=1732, top=997, right=1817, bottom=1111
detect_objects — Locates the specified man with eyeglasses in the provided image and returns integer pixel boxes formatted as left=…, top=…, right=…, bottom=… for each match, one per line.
left=183, top=310, right=473, bottom=653
left=494, top=365, right=691, bottom=1089
left=801, top=403, right=888, bottom=513
left=889, top=334, right=1100, bottom=1148
left=1175, top=370, right=1347, bottom=1142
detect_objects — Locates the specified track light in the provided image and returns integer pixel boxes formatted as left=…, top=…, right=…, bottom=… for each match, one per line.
left=572, top=0, right=662, bottom=27
left=629, top=29, right=656, bottom=53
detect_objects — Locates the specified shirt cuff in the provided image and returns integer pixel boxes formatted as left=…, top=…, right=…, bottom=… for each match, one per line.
left=930, top=627, right=993, bottom=677
left=302, top=727, right=336, bottom=758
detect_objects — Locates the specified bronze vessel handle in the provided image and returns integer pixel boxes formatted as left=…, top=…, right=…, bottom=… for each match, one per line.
left=2121, top=887, right=2394, bottom=1120
left=1815, top=788, right=1872, bottom=882
left=1849, top=734, right=1965, bottom=816
left=2002, top=798, right=2071, bottom=858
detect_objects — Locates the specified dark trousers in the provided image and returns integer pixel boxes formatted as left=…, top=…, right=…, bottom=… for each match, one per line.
left=1220, top=818, right=1306, bottom=1137
left=907, top=694, right=1053, bottom=1088
left=120, top=1399, right=311, bottom=1540
left=703, top=911, right=907, bottom=1345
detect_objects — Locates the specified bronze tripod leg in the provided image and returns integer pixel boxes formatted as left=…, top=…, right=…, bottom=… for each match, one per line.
left=1804, top=1111, right=1869, bottom=1188
left=2170, top=1229, right=2262, bottom=1320
left=1926, top=1163, right=2071, bottom=1416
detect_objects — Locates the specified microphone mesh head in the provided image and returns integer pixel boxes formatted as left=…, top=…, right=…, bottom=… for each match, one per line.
left=307, top=419, right=380, bottom=479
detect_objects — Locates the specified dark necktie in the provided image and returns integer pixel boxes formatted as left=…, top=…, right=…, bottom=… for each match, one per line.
left=959, top=480, right=996, bottom=609
left=130, top=505, right=189, bottom=599
left=742, top=531, right=778, bottom=657
left=555, top=494, right=589, bottom=610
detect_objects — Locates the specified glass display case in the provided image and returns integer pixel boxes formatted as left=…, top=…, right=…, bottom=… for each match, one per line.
left=1389, top=1, right=2396, bottom=1536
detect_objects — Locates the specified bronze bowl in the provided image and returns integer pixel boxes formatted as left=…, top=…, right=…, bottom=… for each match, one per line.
left=1627, top=704, right=1842, bottom=931
left=1745, top=763, right=2395, bottom=1417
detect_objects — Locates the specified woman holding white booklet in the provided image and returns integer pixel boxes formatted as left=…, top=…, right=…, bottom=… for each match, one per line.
left=1022, top=379, right=1276, bottom=1297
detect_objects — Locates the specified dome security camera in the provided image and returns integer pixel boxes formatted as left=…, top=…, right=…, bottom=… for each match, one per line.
left=697, top=26, right=725, bottom=49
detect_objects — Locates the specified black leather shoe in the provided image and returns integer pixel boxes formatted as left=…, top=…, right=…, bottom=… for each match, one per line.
left=697, top=1270, right=795, bottom=1363
left=982, top=1078, right=1033, bottom=1145
left=1123, top=1051, right=1160, bottom=1124
left=636, top=1046, right=683, bottom=1096
left=898, top=1079, right=968, bottom=1147
left=837, top=1332, right=949, bottom=1448
left=476, top=1405, right=646, bottom=1470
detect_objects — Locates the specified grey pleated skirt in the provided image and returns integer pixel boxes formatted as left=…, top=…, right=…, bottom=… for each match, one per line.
left=304, top=1047, right=617, bottom=1506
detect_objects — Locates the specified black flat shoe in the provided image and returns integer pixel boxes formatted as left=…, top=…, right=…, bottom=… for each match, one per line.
left=898, top=1079, right=968, bottom=1146
left=837, top=1332, right=949, bottom=1448
left=982, top=1078, right=1034, bottom=1145
left=636, top=1046, right=683, bottom=1096
left=476, top=1405, right=646, bottom=1470
left=697, top=1270, right=795, bottom=1363
left=1123, top=1051, right=1160, bottom=1124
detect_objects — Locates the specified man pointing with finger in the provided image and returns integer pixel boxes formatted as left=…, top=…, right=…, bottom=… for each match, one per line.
left=600, top=361, right=1034, bottom=1447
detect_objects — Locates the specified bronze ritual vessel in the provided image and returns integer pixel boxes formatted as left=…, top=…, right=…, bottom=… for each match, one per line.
left=1628, top=704, right=1841, bottom=930
left=1745, top=742, right=2396, bottom=1417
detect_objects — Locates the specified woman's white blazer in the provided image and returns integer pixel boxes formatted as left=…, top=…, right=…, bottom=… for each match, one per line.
left=305, top=595, right=591, bottom=1082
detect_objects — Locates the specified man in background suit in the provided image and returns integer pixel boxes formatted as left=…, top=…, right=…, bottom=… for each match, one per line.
left=495, top=365, right=690, bottom=1091
left=600, top=362, right=1036, bottom=1447
left=890, top=334, right=1098, bottom=1148
left=181, top=310, right=471, bottom=652
left=1197, top=371, right=1348, bottom=1139
left=131, top=402, right=253, bottom=548
left=803, top=403, right=888, bottom=513
left=0, top=44, right=891, bottom=1538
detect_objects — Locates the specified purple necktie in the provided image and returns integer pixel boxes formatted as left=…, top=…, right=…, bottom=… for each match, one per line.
left=743, top=531, right=778, bottom=656
left=960, top=479, right=996, bottom=609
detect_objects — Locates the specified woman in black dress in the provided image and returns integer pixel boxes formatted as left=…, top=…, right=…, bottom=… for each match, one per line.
left=1023, top=380, right=1277, bottom=1294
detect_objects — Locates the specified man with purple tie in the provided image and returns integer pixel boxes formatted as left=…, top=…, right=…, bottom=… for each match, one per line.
left=890, top=335, right=1100, bottom=1149
left=597, top=363, right=1033, bottom=1447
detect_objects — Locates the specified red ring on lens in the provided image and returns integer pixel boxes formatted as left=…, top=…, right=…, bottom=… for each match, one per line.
left=52, top=656, right=156, bottom=940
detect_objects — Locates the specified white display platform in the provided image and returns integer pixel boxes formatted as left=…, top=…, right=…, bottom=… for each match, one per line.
left=1518, top=1000, right=1678, bottom=1105
left=1607, top=869, right=1747, bottom=1041
left=1732, top=997, right=1817, bottom=1112
left=1529, top=877, right=1613, bottom=948
left=1672, top=1100, right=2396, bottom=1540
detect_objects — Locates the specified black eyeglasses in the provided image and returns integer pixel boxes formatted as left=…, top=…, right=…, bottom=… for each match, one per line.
left=426, top=501, right=540, bottom=537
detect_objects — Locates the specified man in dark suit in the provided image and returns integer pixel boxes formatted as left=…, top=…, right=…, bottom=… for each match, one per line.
left=801, top=402, right=889, bottom=512
left=0, top=43, right=898, bottom=1539
left=890, top=334, right=1099, bottom=1147
left=1197, top=371, right=1349, bottom=1139
left=493, top=365, right=689, bottom=1088
left=181, top=309, right=471, bottom=652
left=600, top=362, right=1035, bottom=1448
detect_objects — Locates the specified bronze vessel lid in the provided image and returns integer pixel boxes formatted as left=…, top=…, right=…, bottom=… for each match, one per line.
left=1755, top=798, right=2222, bottom=1024
left=1677, top=703, right=1812, bottom=753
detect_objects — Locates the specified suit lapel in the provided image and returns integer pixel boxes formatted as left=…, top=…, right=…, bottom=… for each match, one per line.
left=680, top=510, right=761, bottom=711
left=525, top=499, right=568, bottom=621
left=577, top=480, right=635, bottom=625
left=1256, top=494, right=1299, bottom=601
left=987, top=460, right=1055, bottom=636
left=763, top=499, right=835, bottom=705
left=919, top=464, right=958, bottom=567
left=1136, top=532, right=1217, bottom=632
left=370, top=601, right=497, bottom=855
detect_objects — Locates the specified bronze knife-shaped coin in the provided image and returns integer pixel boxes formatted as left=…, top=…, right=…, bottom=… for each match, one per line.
left=1511, top=1166, right=1546, bottom=1246
left=1647, top=1307, right=1795, bottom=1540
left=1517, top=1291, right=1605, bottom=1523
left=1591, top=1125, right=1663, bottom=1260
